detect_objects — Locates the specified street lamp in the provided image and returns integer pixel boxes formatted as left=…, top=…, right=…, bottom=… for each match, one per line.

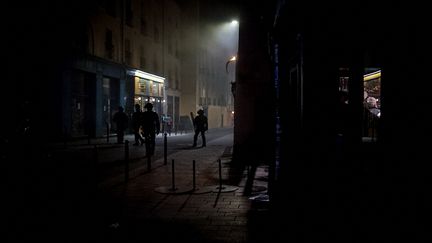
left=226, top=55, right=236, bottom=73
left=225, top=55, right=237, bottom=98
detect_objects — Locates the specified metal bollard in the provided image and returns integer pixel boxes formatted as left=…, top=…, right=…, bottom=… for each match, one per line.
left=125, top=140, right=129, bottom=182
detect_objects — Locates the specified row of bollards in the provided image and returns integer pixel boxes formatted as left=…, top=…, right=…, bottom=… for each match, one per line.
left=121, top=134, right=166, bottom=183
left=93, top=133, right=235, bottom=194
left=154, top=158, right=238, bottom=195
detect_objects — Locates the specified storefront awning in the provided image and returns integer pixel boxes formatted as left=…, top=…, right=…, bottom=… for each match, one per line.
left=128, top=70, right=165, bottom=83
left=364, top=70, right=381, bottom=82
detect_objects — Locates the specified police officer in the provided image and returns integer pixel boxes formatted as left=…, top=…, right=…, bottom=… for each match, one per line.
left=193, top=109, right=208, bottom=147
left=132, top=104, right=145, bottom=146
left=141, top=103, right=160, bottom=156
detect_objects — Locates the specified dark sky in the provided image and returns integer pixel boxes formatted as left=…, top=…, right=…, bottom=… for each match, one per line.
left=199, top=0, right=241, bottom=23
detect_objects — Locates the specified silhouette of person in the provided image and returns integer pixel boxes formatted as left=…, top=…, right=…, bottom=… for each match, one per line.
left=193, top=109, right=208, bottom=147
left=141, top=103, right=160, bottom=156
left=112, top=106, right=128, bottom=144
left=132, top=104, right=145, bottom=146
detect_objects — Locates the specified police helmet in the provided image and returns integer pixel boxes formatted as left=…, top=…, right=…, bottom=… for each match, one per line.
left=144, top=103, right=153, bottom=109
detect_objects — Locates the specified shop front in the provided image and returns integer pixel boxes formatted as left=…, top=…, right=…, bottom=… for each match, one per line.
left=363, top=69, right=381, bottom=141
left=130, top=70, right=165, bottom=115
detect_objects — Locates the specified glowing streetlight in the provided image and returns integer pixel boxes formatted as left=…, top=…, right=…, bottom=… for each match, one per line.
left=226, top=55, right=237, bottom=73
left=231, top=20, right=238, bottom=25
left=225, top=55, right=237, bottom=98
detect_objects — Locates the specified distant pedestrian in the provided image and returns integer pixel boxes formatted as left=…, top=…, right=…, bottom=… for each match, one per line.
left=112, top=106, right=128, bottom=144
left=141, top=103, right=160, bottom=156
left=132, top=104, right=145, bottom=146
left=193, top=109, right=208, bottom=147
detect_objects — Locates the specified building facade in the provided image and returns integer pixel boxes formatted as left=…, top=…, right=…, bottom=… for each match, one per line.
left=57, top=0, right=236, bottom=139
left=3, top=0, right=237, bottom=141
left=61, top=0, right=181, bottom=138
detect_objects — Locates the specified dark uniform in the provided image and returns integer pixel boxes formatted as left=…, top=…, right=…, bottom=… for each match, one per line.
left=193, top=109, right=208, bottom=147
left=142, top=103, right=160, bottom=156
left=112, top=106, right=128, bottom=144
left=132, top=104, right=145, bottom=145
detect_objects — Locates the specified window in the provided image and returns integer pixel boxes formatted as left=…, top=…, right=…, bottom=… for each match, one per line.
left=138, top=78, right=147, bottom=94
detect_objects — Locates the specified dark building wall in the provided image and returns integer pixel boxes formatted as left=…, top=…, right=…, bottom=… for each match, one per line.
left=3, top=1, right=96, bottom=143
left=267, top=1, right=430, bottom=240
left=234, top=3, right=275, bottom=165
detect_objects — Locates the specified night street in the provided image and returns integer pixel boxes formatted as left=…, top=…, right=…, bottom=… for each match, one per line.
left=4, top=0, right=430, bottom=242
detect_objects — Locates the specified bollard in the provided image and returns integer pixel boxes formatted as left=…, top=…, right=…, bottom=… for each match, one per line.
left=207, top=158, right=238, bottom=193
left=171, top=159, right=176, bottom=191
left=125, top=140, right=129, bottom=182
left=189, top=159, right=212, bottom=194
left=164, top=132, right=167, bottom=165
left=154, top=158, right=192, bottom=194
left=193, top=160, right=196, bottom=191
